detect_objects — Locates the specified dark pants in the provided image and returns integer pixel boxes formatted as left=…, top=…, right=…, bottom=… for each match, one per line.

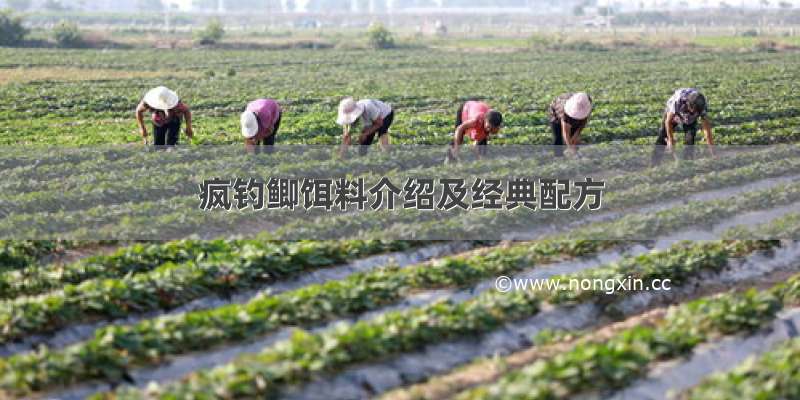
left=653, top=116, right=698, bottom=164
left=153, top=119, right=180, bottom=146
left=448, top=103, right=488, bottom=161
left=550, top=120, right=580, bottom=157
left=358, top=110, right=393, bottom=156
left=254, top=112, right=281, bottom=154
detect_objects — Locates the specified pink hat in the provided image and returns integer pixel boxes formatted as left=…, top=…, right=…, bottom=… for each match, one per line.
left=565, top=92, right=592, bottom=120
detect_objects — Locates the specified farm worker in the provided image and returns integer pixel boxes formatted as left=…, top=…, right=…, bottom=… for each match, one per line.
left=653, top=88, right=715, bottom=163
left=241, top=99, right=282, bottom=154
left=548, top=92, right=593, bottom=157
left=135, top=86, right=193, bottom=147
left=336, top=97, right=394, bottom=157
left=446, top=100, right=503, bottom=162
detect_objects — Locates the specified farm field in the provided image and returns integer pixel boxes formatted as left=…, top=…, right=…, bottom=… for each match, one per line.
left=1, top=47, right=799, bottom=145
left=1, top=41, right=800, bottom=400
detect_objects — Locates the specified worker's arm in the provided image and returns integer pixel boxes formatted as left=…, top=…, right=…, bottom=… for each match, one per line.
left=701, top=117, right=715, bottom=156
left=184, top=107, right=193, bottom=141
left=359, top=117, right=384, bottom=143
left=244, top=137, right=258, bottom=154
left=339, top=124, right=352, bottom=158
left=452, top=118, right=477, bottom=161
left=135, top=101, right=148, bottom=145
left=664, top=112, right=676, bottom=151
left=572, top=116, right=589, bottom=145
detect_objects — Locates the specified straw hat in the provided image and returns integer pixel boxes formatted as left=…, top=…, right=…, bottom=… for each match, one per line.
left=337, top=97, right=365, bottom=126
left=565, top=92, right=592, bottom=120
left=144, top=86, right=180, bottom=111
left=241, top=111, right=259, bottom=139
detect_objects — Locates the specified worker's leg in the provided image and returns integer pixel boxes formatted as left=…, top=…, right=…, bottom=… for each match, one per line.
left=682, top=122, right=698, bottom=161
left=165, top=119, right=180, bottom=146
left=447, top=105, right=466, bottom=162
left=153, top=123, right=167, bottom=147
left=569, top=123, right=581, bottom=155
left=477, top=138, right=489, bottom=157
left=377, top=110, right=394, bottom=152
left=261, top=112, right=280, bottom=154
left=551, top=120, right=565, bottom=157
left=358, top=130, right=377, bottom=157
left=652, top=115, right=671, bottom=165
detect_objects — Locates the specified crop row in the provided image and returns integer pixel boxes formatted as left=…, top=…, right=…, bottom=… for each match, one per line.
left=93, top=240, right=778, bottom=399
left=690, top=337, right=800, bottom=399
left=3, top=167, right=797, bottom=395
left=456, top=273, right=800, bottom=400
left=685, top=334, right=800, bottom=399
left=0, top=240, right=419, bottom=341
left=0, top=240, right=417, bottom=300
left=0, top=239, right=618, bottom=395
left=0, top=241, right=65, bottom=272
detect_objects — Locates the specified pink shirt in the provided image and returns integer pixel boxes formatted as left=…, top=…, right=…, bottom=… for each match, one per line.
left=246, top=99, right=281, bottom=137
left=461, top=101, right=490, bottom=142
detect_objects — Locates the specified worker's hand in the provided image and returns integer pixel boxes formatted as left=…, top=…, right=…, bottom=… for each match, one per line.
left=143, top=137, right=149, bottom=146
left=185, top=127, right=194, bottom=140
left=665, top=140, right=674, bottom=153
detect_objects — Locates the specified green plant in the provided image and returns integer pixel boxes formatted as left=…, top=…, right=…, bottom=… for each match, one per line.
left=52, top=20, right=83, bottom=48
left=367, top=22, right=395, bottom=49
left=195, top=18, right=224, bottom=45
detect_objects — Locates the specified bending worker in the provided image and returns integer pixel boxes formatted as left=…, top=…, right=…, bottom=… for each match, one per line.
left=654, top=88, right=715, bottom=162
left=547, top=92, right=592, bottom=157
left=336, top=97, right=394, bottom=156
left=447, top=99, right=503, bottom=162
left=241, top=98, right=282, bottom=154
left=135, top=86, right=193, bottom=146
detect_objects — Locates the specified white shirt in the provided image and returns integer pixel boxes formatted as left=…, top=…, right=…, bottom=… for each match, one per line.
left=358, top=99, right=392, bottom=127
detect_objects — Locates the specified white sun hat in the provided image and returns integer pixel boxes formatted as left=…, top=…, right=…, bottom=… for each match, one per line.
left=144, top=86, right=180, bottom=111
left=240, top=111, right=259, bottom=138
left=564, top=92, right=592, bottom=120
left=336, top=97, right=365, bottom=126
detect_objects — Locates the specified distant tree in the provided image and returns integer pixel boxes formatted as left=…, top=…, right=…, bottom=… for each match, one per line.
left=367, top=22, right=394, bottom=49
left=0, top=9, right=27, bottom=46
left=285, top=0, right=296, bottom=11
left=195, top=18, right=225, bottom=45
left=778, top=1, right=792, bottom=8
left=573, top=5, right=584, bottom=15
left=53, top=20, right=83, bottom=48
left=137, top=0, right=165, bottom=11
left=6, top=0, right=33, bottom=11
